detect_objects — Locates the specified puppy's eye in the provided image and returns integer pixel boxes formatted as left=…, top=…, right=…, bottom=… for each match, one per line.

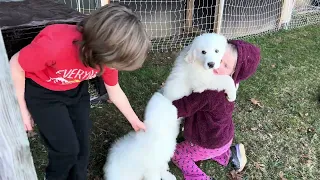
left=215, top=49, right=219, bottom=53
left=202, top=50, right=206, bottom=54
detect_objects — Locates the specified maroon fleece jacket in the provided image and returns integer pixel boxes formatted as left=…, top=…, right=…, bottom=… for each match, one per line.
left=172, top=40, right=261, bottom=149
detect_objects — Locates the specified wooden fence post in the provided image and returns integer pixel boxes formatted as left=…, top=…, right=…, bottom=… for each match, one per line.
left=278, top=0, right=296, bottom=29
left=185, top=0, right=195, bottom=32
left=0, top=30, right=38, bottom=179
left=101, top=0, right=110, bottom=6
left=213, top=0, right=225, bottom=34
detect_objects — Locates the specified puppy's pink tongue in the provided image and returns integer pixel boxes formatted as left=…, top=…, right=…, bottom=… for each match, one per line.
left=213, top=69, right=218, bottom=74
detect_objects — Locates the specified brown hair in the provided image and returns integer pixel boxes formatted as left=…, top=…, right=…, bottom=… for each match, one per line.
left=75, top=3, right=151, bottom=75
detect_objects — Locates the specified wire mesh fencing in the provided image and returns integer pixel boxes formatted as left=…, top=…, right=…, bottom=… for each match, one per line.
left=55, top=0, right=320, bottom=52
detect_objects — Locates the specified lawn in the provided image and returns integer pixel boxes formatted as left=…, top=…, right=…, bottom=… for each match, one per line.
left=29, top=24, right=320, bottom=180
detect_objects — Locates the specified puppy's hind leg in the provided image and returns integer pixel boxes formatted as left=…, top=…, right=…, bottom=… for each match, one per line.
left=161, top=171, right=176, bottom=180
left=144, top=170, right=161, bottom=180
left=160, top=164, right=176, bottom=180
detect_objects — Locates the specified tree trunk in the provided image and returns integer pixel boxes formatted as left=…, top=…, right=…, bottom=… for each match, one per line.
left=0, top=30, right=38, bottom=180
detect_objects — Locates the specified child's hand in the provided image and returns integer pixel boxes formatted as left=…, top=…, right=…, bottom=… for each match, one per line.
left=21, top=107, right=34, bottom=131
left=105, top=84, right=147, bottom=132
left=130, top=119, right=146, bottom=132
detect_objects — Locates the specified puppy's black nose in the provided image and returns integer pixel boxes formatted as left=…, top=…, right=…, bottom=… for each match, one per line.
left=207, top=62, right=215, bottom=69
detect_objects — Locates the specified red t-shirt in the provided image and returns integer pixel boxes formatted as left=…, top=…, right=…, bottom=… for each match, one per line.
left=18, top=24, right=118, bottom=91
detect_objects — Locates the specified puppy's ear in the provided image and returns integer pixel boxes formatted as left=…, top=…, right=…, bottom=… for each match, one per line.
left=185, top=47, right=196, bottom=64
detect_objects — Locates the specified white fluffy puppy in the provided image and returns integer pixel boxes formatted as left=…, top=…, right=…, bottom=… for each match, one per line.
left=103, top=92, right=179, bottom=180
left=162, top=33, right=237, bottom=102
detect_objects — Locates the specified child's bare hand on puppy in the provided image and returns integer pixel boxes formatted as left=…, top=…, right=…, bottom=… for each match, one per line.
left=106, top=83, right=147, bottom=132
left=130, top=118, right=146, bottom=132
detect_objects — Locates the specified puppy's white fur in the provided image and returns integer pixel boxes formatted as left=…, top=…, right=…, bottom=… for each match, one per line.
left=103, top=33, right=237, bottom=180
left=162, top=33, right=237, bottom=102
left=103, top=92, right=179, bottom=180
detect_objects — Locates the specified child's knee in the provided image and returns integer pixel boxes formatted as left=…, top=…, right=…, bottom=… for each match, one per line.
left=65, top=143, right=80, bottom=157
left=51, top=140, right=80, bottom=159
left=172, top=141, right=193, bottom=160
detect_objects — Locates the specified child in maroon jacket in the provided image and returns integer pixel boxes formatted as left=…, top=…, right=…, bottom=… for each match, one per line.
left=171, top=40, right=261, bottom=180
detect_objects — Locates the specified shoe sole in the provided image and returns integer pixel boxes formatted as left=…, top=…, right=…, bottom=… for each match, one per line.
left=235, top=144, right=247, bottom=172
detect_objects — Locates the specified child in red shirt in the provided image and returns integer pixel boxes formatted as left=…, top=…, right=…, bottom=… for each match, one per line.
left=171, top=40, right=261, bottom=180
left=9, top=3, right=150, bottom=180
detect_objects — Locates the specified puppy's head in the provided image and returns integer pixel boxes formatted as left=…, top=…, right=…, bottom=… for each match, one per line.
left=185, top=33, right=227, bottom=70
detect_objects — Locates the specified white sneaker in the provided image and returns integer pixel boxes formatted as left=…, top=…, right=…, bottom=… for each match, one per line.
left=230, top=143, right=247, bottom=172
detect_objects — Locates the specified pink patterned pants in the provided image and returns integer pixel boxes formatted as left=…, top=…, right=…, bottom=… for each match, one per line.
left=172, top=140, right=232, bottom=180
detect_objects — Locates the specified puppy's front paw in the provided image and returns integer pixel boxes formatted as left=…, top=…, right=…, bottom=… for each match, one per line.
left=226, top=91, right=236, bottom=102
left=193, top=87, right=206, bottom=94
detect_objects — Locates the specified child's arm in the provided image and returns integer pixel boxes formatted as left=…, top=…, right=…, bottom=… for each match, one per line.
left=9, top=52, right=34, bottom=131
left=172, top=91, right=211, bottom=118
left=105, top=83, right=146, bottom=131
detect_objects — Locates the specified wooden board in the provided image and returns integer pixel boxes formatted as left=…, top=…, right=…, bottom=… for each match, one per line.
left=0, top=30, right=38, bottom=180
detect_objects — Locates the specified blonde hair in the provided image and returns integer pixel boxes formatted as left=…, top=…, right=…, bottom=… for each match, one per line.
left=227, top=43, right=238, bottom=62
left=75, top=3, right=151, bottom=75
left=227, top=43, right=238, bottom=73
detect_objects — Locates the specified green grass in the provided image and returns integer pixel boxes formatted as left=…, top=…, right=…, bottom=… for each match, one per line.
left=30, top=24, right=320, bottom=180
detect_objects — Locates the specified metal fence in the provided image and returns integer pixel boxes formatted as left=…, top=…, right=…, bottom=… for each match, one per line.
left=56, top=0, right=320, bottom=52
